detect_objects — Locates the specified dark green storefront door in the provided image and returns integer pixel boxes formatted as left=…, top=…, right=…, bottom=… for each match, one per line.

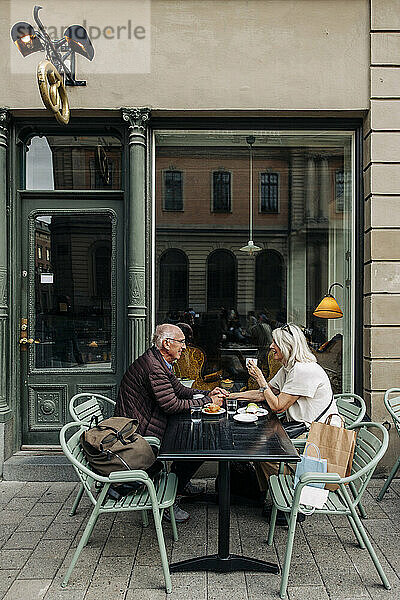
left=20, top=195, right=125, bottom=446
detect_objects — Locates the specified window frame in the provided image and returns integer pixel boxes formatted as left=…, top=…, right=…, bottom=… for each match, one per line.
left=211, top=169, right=232, bottom=213
left=162, top=168, right=184, bottom=212
left=259, top=171, right=280, bottom=214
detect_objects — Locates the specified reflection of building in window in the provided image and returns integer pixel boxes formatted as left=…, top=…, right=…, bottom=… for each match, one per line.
left=164, top=170, right=183, bottom=211
left=159, top=249, right=188, bottom=312
left=207, top=249, right=236, bottom=310
left=260, top=172, right=279, bottom=213
left=212, top=171, right=231, bottom=212
left=255, top=250, right=285, bottom=320
left=335, top=169, right=344, bottom=212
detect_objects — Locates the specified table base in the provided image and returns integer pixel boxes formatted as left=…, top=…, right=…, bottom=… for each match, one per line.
left=170, top=554, right=279, bottom=574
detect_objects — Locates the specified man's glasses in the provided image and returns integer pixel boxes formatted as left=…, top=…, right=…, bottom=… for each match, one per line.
left=281, top=324, right=293, bottom=336
left=166, top=338, right=186, bottom=346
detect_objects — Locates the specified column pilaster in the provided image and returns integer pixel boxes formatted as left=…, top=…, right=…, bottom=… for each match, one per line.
left=0, top=109, right=10, bottom=418
left=122, top=108, right=150, bottom=362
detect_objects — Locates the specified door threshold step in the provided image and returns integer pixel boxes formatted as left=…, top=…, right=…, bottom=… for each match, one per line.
left=2, top=453, right=78, bottom=482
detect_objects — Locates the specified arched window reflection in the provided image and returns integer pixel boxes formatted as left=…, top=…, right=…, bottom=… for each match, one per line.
left=255, top=250, right=285, bottom=320
left=207, top=249, right=236, bottom=311
left=159, top=249, right=188, bottom=312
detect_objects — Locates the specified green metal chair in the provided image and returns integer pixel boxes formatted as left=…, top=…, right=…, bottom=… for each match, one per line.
left=60, top=422, right=178, bottom=594
left=377, top=388, right=400, bottom=501
left=267, top=422, right=390, bottom=599
left=68, top=393, right=117, bottom=517
left=334, top=393, right=366, bottom=427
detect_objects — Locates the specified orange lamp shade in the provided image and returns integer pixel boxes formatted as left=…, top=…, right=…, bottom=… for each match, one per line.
left=313, top=294, right=343, bottom=319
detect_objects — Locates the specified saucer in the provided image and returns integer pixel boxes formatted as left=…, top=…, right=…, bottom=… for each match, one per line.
left=202, top=405, right=226, bottom=416
left=233, top=413, right=258, bottom=423
left=237, top=407, right=268, bottom=417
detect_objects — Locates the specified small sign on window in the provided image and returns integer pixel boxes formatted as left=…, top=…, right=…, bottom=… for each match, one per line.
left=40, top=273, right=54, bottom=284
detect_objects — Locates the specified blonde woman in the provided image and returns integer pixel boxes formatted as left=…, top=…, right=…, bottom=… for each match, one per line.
left=230, top=323, right=337, bottom=488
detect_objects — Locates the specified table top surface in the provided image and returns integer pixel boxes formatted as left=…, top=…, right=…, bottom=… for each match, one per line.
left=159, top=408, right=300, bottom=462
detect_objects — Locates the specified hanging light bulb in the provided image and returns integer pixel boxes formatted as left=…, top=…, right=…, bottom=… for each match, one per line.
left=240, top=135, right=261, bottom=256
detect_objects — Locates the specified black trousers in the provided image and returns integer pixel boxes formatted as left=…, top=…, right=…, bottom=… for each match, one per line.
left=171, top=460, right=204, bottom=494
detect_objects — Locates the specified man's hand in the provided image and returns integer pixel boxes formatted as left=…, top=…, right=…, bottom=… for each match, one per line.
left=209, top=387, right=229, bottom=406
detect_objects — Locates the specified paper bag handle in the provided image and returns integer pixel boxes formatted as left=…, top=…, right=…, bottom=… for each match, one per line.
left=324, top=414, right=345, bottom=427
left=304, top=441, right=321, bottom=459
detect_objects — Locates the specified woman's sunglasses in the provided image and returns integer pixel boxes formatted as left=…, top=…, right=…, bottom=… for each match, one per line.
left=281, top=323, right=293, bottom=336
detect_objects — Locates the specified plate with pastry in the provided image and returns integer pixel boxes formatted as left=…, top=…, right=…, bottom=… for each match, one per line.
left=237, top=403, right=268, bottom=417
left=202, top=403, right=226, bottom=416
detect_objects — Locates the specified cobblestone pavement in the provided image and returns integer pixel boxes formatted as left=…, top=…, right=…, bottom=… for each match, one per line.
left=0, top=477, right=399, bottom=600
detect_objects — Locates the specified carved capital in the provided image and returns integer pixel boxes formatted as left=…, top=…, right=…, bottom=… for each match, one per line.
left=122, top=108, right=150, bottom=146
left=128, top=266, right=146, bottom=307
left=0, top=109, right=10, bottom=150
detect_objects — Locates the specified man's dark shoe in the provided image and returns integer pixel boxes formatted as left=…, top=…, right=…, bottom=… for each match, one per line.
left=179, top=482, right=206, bottom=498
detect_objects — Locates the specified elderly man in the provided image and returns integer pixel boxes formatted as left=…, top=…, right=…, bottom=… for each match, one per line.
left=114, top=323, right=228, bottom=522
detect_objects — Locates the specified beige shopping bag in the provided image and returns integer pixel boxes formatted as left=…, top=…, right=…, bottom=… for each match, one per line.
left=307, top=415, right=356, bottom=491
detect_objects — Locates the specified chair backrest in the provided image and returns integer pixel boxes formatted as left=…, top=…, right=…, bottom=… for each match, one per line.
left=60, top=422, right=108, bottom=504
left=69, top=393, right=116, bottom=424
left=384, top=388, right=400, bottom=437
left=174, top=346, right=205, bottom=380
left=347, top=422, right=389, bottom=501
left=334, top=393, right=366, bottom=427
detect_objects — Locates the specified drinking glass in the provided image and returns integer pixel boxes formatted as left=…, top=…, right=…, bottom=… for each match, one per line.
left=191, top=406, right=202, bottom=422
left=226, top=398, right=237, bottom=415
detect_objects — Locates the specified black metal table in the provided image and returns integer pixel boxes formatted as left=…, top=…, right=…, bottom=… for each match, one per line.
left=159, top=409, right=299, bottom=574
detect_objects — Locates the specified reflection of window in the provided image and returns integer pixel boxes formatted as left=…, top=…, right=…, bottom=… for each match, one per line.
left=335, top=169, right=344, bottom=212
left=37, top=246, right=42, bottom=259
left=207, top=250, right=236, bottom=310
left=255, top=250, right=285, bottom=318
left=260, top=173, right=279, bottom=213
left=46, top=248, right=50, bottom=261
left=212, top=171, right=231, bottom=212
left=164, top=171, right=183, bottom=211
left=159, top=249, right=188, bottom=311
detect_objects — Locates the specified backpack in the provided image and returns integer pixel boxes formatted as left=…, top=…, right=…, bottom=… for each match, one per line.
left=80, top=416, right=156, bottom=477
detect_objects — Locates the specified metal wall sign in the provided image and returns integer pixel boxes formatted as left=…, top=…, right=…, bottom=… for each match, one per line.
left=11, top=5, right=94, bottom=125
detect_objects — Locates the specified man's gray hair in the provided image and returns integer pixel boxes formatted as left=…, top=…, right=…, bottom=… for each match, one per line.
left=152, top=324, right=182, bottom=349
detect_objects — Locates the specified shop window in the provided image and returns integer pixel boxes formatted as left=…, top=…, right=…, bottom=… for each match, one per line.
left=212, top=171, right=231, bottom=212
left=159, top=249, right=188, bottom=313
left=260, top=172, right=279, bottom=213
left=26, top=136, right=122, bottom=190
left=155, top=130, right=354, bottom=393
left=207, top=250, right=236, bottom=311
left=163, top=170, right=183, bottom=211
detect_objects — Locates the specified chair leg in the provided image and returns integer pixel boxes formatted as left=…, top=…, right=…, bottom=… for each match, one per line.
left=347, top=515, right=366, bottom=549
left=267, top=505, right=278, bottom=546
left=377, top=455, right=400, bottom=501
left=69, top=484, right=84, bottom=516
left=341, top=487, right=391, bottom=590
left=169, top=504, right=179, bottom=542
left=152, top=506, right=172, bottom=594
left=62, top=504, right=102, bottom=586
left=349, top=481, right=367, bottom=519
left=279, top=508, right=299, bottom=599
left=142, top=511, right=149, bottom=527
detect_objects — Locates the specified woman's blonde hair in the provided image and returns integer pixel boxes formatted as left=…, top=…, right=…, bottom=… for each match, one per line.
left=272, top=323, right=316, bottom=370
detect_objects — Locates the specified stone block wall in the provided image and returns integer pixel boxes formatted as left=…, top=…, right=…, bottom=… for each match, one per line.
left=364, top=1, right=400, bottom=470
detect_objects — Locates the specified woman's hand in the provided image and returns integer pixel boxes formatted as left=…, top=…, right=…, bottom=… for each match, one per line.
left=209, top=387, right=229, bottom=406
left=247, top=359, right=267, bottom=387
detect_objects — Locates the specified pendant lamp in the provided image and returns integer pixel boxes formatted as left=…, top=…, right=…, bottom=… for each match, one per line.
left=313, top=282, right=343, bottom=319
left=240, top=135, right=261, bottom=256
